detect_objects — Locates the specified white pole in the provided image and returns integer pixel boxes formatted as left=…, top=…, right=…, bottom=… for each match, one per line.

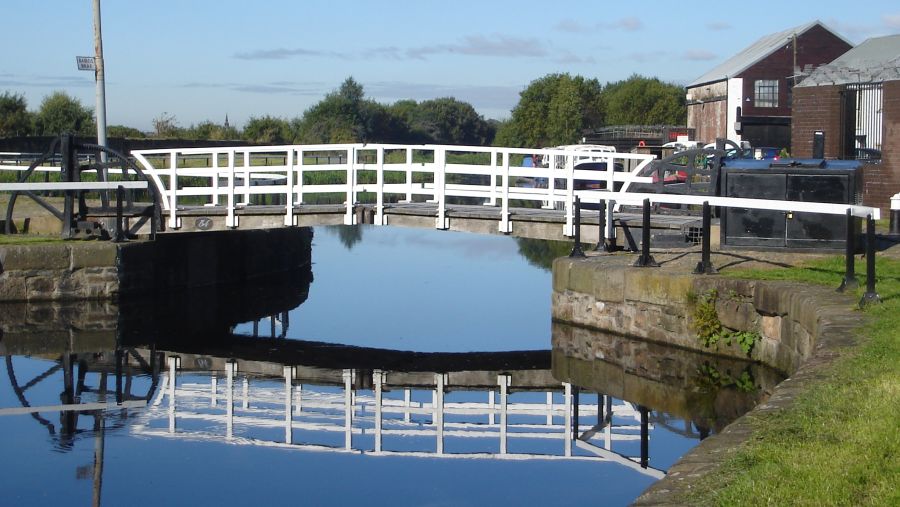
left=92, top=0, right=108, bottom=166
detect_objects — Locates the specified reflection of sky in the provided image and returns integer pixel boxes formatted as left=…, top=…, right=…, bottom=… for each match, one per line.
left=265, top=226, right=551, bottom=352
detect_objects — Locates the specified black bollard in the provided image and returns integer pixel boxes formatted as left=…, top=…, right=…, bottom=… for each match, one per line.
left=860, top=214, right=881, bottom=306
left=693, top=201, right=717, bottom=274
left=569, top=196, right=585, bottom=258
left=594, top=199, right=606, bottom=252
left=837, top=208, right=858, bottom=292
left=633, top=198, right=659, bottom=267
left=114, top=185, right=125, bottom=243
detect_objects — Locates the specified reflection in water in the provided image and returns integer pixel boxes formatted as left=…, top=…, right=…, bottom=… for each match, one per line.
left=514, top=237, right=574, bottom=271
left=552, top=322, right=785, bottom=435
left=0, top=226, right=781, bottom=506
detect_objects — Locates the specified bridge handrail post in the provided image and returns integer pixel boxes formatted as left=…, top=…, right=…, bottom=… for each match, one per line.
left=837, top=208, right=858, bottom=292
left=284, top=148, right=295, bottom=226
left=226, top=151, right=237, bottom=228
left=344, top=146, right=356, bottom=225
left=564, top=155, right=575, bottom=236
left=297, top=148, right=306, bottom=205
left=693, top=201, right=717, bottom=274
left=241, top=149, right=251, bottom=206
left=633, top=198, right=659, bottom=267
left=403, top=147, right=413, bottom=203
left=168, top=152, right=179, bottom=229
left=436, top=147, right=447, bottom=229
left=499, top=150, right=511, bottom=233
left=860, top=214, right=881, bottom=307
left=211, top=149, right=220, bottom=206
left=375, top=146, right=385, bottom=225
left=569, top=196, right=585, bottom=257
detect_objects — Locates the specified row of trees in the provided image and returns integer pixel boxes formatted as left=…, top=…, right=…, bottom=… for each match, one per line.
left=0, top=91, right=95, bottom=138
left=494, top=73, right=686, bottom=148
left=0, top=74, right=685, bottom=148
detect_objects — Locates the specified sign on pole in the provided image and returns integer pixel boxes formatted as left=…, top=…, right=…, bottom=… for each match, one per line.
left=76, top=56, right=96, bottom=71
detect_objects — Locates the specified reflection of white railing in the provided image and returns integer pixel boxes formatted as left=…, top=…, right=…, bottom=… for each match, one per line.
left=130, top=144, right=656, bottom=236
left=135, top=360, right=664, bottom=478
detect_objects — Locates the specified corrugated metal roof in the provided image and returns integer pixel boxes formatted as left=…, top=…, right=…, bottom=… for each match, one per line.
left=687, top=20, right=846, bottom=88
left=798, top=34, right=900, bottom=86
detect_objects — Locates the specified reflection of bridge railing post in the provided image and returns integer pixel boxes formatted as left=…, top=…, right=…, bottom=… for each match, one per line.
left=403, top=388, right=412, bottom=423
left=640, top=405, right=649, bottom=469
left=167, top=356, right=180, bottom=433
left=284, top=365, right=294, bottom=444
left=435, top=373, right=447, bottom=455
left=563, top=383, right=572, bottom=457
left=211, top=373, right=218, bottom=407
left=374, top=370, right=385, bottom=452
left=343, top=369, right=354, bottom=450
left=497, top=374, right=510, bottom=455
left=226, top=360, right=237, bottom=440
left=243, top=377, right=250, bottom=410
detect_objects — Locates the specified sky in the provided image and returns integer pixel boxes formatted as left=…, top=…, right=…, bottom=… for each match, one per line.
left=3, top=1, right=899, bottom=132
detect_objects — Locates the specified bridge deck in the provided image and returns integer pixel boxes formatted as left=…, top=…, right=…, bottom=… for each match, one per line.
left=126, top=201, right=707, bottom=243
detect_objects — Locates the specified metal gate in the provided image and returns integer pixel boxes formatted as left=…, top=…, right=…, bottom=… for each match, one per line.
left=841, top=82, right=883, bottom=159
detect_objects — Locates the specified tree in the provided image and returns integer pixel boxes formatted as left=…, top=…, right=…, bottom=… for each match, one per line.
left=410, top=98, right=495, bottom=145
left=33, top=91, right=94, bottom=136
left=495, top=74, right=604, bottom=148
left=243, top=115, right=292, bottom=144
left=294, top=77, right=408, bottom=144
left=152, top=112, right=181, bottom=138
left=602, top=75, right=686, bottom=125
left=0, top=91, right=32, bottom=137
left=185, top=120, right=240, bottom=141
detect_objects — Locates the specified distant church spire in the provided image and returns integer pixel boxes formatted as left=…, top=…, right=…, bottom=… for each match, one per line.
left=224, top=114, right=230, bottom=129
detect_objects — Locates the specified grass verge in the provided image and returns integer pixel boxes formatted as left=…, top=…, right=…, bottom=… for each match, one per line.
left=685, top=255, right=900, bottom=506
left=0, top=234, right=64, bottom=245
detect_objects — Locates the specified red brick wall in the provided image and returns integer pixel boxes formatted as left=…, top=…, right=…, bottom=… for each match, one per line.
left=867, top=80, right=900, bottom=214
left=790, top=85, right=842, bottom=158
left=740, top=25, right=852, bottom=119
left=792, top=81, right=899, bottom=214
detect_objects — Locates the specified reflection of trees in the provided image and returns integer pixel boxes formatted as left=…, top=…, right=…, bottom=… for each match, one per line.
left=324, top=225, right=363, bottom=250
left=514, top=237, right=572, bottom=271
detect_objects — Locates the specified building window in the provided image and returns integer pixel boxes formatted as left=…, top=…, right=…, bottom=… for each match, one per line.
left=754, top=79, right=779, bottom=108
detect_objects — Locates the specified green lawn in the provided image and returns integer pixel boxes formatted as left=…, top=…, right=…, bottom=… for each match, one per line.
left=686, top=255, right=900, bottom=506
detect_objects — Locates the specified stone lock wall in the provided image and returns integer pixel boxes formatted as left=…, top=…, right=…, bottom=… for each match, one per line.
left=0, top=227, right=314, bottom=302
left=552, top=257, right=860, bottom=375
left=0, top=243, right=120, bottom=301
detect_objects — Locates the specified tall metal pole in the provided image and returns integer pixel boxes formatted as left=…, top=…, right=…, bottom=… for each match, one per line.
left=92, top=0, right=108, bottom=166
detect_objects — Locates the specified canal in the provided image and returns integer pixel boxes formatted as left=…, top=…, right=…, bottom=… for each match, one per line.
left=0, top=226, right=779, bottom=505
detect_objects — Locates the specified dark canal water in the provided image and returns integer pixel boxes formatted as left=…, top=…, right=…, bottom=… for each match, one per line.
left=0, top=226, right=780, bottom=506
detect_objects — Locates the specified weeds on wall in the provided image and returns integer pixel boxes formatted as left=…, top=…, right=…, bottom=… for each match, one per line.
left=690, top=289, right=760, bottom=356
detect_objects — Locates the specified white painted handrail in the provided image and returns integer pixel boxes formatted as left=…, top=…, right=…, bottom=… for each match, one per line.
left=131, top=143, right=656, bottom=234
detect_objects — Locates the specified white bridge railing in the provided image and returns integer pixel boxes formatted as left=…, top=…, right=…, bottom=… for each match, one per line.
left=130, top=144, right=656, bottom=235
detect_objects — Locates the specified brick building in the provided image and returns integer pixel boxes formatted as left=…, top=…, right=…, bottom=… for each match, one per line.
left=792, top=34, right=900, bottom=213
left=686, top=21, right=851, bottom=148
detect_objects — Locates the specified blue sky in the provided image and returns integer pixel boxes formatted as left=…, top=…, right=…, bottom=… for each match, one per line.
left=4, top=1, right=899, bottom=131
